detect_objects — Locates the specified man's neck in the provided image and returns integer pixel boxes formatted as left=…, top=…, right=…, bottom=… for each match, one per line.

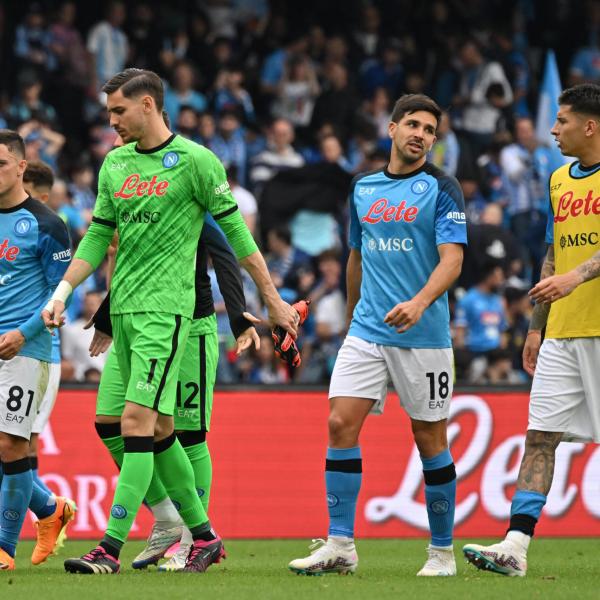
left=136, top=124, right=173, bottom=150
left=578, top=147, right=600, bottom=168
left=387, top=155, right=426, bottom=175
left=0, top=186, right=28, bottom=210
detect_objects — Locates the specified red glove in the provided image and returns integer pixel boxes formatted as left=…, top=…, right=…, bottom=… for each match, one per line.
left=271, top=299, right=310, bottom=368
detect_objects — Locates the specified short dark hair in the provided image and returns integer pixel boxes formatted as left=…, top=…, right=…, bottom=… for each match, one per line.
left=23, top=160, right=54, bottom=189
left=0, top=129, right=25, bottom=158
left=269, top=225, right=291, bottom=245
left=390, top=94, right=442, bottom=128
left=558, top=83, right=600, bottom=118
left=102, top=68, right=164, bottom=111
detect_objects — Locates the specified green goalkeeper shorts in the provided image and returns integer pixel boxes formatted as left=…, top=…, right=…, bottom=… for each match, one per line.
left=110, top=312, right=191, bottom=416
left=97, top=328, right=218, bottom=431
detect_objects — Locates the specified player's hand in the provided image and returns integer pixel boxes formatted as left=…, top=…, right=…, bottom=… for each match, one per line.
left=523, top=330, right=542, bottom=376
left=384, top=298, right=428, bottom=333
left=529, top=271, right=583, bottom=304
left=267, top=299, right=299, bottom=339
left=235, top=312, right=261, bottom=355
left=84, top=318, right=113, bottom=357
left=42, top=300, right=66, bottom=330
left=0, top=329, right=26, bottom=360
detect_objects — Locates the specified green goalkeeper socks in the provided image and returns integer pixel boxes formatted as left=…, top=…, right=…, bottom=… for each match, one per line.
left=96, top=422, right=169, bottom=508
left=154, top=433, right=210, bottom=530
left=180, top=437, right=212, bottom=512
left=105, top=436, right=155, bottom=546
left=95, top=422, right=124, bottom=467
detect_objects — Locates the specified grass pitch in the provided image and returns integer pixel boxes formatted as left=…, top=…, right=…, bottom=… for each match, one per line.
left=3, top=539, right=599, bottom=600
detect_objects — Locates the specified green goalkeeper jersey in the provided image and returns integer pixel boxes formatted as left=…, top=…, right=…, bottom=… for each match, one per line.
left=90, top=134, right=248, bottom=318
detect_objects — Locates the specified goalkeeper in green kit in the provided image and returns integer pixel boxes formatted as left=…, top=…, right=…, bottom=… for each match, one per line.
left=41, top=69, right=298, bottom=574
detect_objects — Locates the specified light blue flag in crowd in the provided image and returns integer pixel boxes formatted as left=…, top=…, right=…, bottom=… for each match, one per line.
left=536, top=50, right=571, bottom=167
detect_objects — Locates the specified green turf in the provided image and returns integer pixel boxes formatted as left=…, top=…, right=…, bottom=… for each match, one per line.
left=3, top=539, right=599, bottom=600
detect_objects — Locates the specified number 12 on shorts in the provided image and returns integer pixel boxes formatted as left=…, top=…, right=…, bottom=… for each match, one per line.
left=425, top=371, right=449, bottom=408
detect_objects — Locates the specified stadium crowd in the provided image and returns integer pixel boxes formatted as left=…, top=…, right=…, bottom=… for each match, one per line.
left=1, top=0, right=598, bottom=385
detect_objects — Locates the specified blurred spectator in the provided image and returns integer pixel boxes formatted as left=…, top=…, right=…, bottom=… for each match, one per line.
left=460, top=178, right=488, bottom=224
left=319, top=134, right=352, bottom=172
left=351, top=4, right=381, bottom=62
left=453, top=38, right=513, bottom=156
left=87, top=1, right=129, bottom=97
left=359, top=86, right=391, bottom=142
left=272, top=55, right=319, bottom=132
left=48, top=1, right=90, bottom=140
left=68, top=162, right=96, bottom=223
left=359, top=37, right=404, bottom=100
left=210, top=109, right=248, bottom=186
left=480, top=348, right=525, bottom=384
left=126, top=3, right=162, bottom=72
left=454, top=263, right=508, bottom=382
left=265, top=225, right=313, bottom=299
left=249, top=118, right=304, bottom=194
left=500, top=117, right=555, bottom=281
left=213, top=65, right=255, bottom=124
left=14, top=2, right=55, bottom=75
left=198, top=112, right=217, bottom=146
left=243, top=333, right=290, bottom=384
left=568, top=1, right=600, bottom=85
left=298, top=250, right=345, bottom=382
left=227, top=166, right=257, bottom=236
left=164, top=61, right=208, bottom=127
left=8, top=72, right=57, bottom=127
left=311, top=62, right=359, bottom=143
left=46, top=178, right=86, bottom=245
left=23, top=159, right=54, bottom=203
left=504, top=282, right=532, bottom=375
left=460, top=203, right=523, bottom=289
left=260, top=33, right=309, bottom=98
left=61, top=291, right=108, bottom=381
left=175, top=106, right=201, bottom=141
left=19, top=118, right=65, bottom=171
left=428, top=111, right=460, bottom=177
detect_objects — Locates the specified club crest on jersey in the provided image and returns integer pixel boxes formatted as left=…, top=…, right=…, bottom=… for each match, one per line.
left=361, top=198, right=419, bottom=224
left=14, top=218, right=31, bottom=236
left=411, top=179, right=429, bottom=194
left=162, top=151, right=179, bottom=168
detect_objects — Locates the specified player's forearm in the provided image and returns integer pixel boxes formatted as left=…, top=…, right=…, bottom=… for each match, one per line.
left=574, top=248, right=600, bottom=284
left=345, top=249, right=362, bottom=324
left=216, top=209, right=259, bottom=259
left=413, top=246, right=463, bottom=308
left=529, top=246, right=556, bottom=332
left=74, top=220, right=115, bottom=270
left=239, top=250, right=280, bottom=307
left=61, top=257, right=96, bottom=290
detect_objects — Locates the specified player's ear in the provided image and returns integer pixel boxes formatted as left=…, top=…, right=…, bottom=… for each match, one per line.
left=17, top=159, right=27, bottom=177
left=586, top=118, right=599, bottom=137
left=388, top=121, right=396, bottom=139
left=141, top=94, right=154, bottom=113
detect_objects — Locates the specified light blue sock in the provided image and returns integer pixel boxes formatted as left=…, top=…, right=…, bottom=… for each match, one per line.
left=422, top=449, right=456, bottom=547
left=511, top=490, right=546, bottom=520
left=31, top=458, right=54, bottom=497
left=0, top=458, right=33, bottom=557
left=29, top=480, right=57, bottom=519
left=325, top=447, right=362, bottom=538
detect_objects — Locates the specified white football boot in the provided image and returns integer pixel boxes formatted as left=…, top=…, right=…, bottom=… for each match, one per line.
left=463, top=538, right=527, bottom=577
left=417, top=545, right=457, bottom=576
left=288, top=537, right=358, bottom=575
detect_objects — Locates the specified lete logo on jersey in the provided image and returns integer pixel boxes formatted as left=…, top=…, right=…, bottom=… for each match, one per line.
left=0, top=239, right=19, bottom=261
left=361, top=199, right=419, bottom=224
left=114, top=174, right=169, bottom=199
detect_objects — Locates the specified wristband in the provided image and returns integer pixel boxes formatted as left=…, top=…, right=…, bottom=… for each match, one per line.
left=526, top=330, right=542, bottom=336
left=44, top=280, right=73, bottom=312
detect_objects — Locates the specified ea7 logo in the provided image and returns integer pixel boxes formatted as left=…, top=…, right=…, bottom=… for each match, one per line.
left=52, top=249, right=72, bottom=262
left=110, top=162, right=127, bottom=170
left=214, top=182, right=230, bottom=195
left=359, top=187, right=376, bottom=195
left=136, top=381, right=156, bottom=393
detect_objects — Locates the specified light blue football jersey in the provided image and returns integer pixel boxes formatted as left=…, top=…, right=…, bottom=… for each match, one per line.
left=0, top=197, right=71, bottom=362
left=348, top=163, right=467, bottom=348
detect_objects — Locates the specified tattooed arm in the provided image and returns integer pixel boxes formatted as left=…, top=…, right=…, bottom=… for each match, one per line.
left=528, top=245, right=555, bottom=332
left=523, top=245, right=555, bottom=376
left=529, top=243, right=600, bottom=304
